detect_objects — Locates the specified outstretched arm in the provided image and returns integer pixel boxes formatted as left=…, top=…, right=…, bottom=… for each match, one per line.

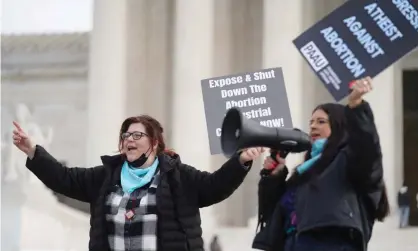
left=26, top=145, right=106, bottom=203
left=180, top=154, right=252, bottom=208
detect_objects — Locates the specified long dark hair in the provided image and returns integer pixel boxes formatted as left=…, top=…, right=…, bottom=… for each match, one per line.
left=289, top=103, right=390, bottom=221
left=288, top=103, right=348, bottom=184
left=375, top=183, right=390, bottom=221
left=304, top=103, right=348, bottom=172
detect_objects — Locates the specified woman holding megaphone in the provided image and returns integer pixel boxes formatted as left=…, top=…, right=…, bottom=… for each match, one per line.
left=253, top=77, right=390, bottom=251
left=12, top=114, right=264, bottom=251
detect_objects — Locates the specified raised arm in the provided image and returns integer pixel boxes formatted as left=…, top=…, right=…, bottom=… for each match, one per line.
left=12, top=121, right=106, bottom=203
left=26, top=145, right=106, bottom=203
left=346, top=78, right=383, bottom=189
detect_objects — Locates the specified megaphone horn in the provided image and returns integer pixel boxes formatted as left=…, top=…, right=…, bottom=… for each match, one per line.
left=220, top=107, right=311, bottom=158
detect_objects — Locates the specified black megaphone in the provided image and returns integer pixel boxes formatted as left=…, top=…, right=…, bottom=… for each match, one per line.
left=220, top=107, right=311, bottom=159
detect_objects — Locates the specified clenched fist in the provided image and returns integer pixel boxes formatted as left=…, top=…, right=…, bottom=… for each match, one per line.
left=348, top=76, right=373, bottom=108
left=263, top=151, right=286, bottom=175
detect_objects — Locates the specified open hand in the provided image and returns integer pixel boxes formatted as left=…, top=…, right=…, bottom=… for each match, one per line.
left=239, top=147, right=265, bottom=164
left=348, top=76, right=373, bottom=107
left=12, top=121, right=36, bottom=158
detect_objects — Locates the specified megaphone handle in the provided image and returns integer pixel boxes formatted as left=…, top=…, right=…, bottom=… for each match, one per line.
left=260, top=150, right=289, bottom=177
left=270, top=150, right=289, bottom=162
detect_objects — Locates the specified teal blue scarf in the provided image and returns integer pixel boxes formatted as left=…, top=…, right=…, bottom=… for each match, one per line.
left=296, top=138, right=327, bottom=174
left=121, top=158, right=159, bottom=194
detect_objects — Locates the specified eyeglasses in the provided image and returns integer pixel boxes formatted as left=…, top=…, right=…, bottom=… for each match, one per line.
left=121, top=131, right=148, bottom=140
left=309, top=118, right=329, bottom=126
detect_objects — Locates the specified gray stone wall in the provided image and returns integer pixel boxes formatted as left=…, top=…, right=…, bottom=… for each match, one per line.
left=1, top=78, right=88, bottom=168
left=1, top=33, right=89, bottom=170
left=1, top=34, right=90, bottom=250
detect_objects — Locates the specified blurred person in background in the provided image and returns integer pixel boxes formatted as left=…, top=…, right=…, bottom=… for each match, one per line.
left=209, top=234, right=222, bottom=251
left=12, top=114, right=264, bottom=251
left=253, top=77, right=390, bottom=251
left=397, top=184, right=410, bottom=229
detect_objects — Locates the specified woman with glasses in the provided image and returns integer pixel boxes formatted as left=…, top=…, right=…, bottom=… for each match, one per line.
left=12, top=115, right=264, bottom=251
left=253, top=77, right=390, bottom=251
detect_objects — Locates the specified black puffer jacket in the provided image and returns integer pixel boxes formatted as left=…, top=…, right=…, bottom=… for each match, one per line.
left=26, top=147, right=251, bottom=250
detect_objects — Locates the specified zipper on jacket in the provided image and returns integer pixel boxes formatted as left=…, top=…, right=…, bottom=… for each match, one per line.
left=167, top=170, right=191, bottom=251
left=158, top=169, right=191, bottom=251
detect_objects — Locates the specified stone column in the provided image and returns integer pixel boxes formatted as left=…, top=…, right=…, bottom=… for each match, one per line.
left=263, top=0, right=318, bottom=169
left=86, top=0, right=129, bottom=166
left=171, top=0, right=215, bottom=243
left=86, top=0, right=173, bottom=167
left=124, top=0, right=174, bottom=139
left=366, top=65, right=403, bottom=207
left=211, top=0, right=264, bottom=227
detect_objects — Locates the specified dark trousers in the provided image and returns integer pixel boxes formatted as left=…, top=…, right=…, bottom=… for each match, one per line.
left=284, top=228, right=361, bottom=251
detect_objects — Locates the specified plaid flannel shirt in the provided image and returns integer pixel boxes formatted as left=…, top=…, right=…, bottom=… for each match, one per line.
left=105, top=171, right=160, bottom=251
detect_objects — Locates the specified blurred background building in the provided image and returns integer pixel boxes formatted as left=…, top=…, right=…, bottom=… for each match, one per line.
left=1, top=0, right=418, bottom=250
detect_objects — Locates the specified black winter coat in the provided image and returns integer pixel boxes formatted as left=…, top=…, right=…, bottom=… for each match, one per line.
left=26, top=147, right=251, bottom=251
left=253, top=101, right=385, bottom=251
